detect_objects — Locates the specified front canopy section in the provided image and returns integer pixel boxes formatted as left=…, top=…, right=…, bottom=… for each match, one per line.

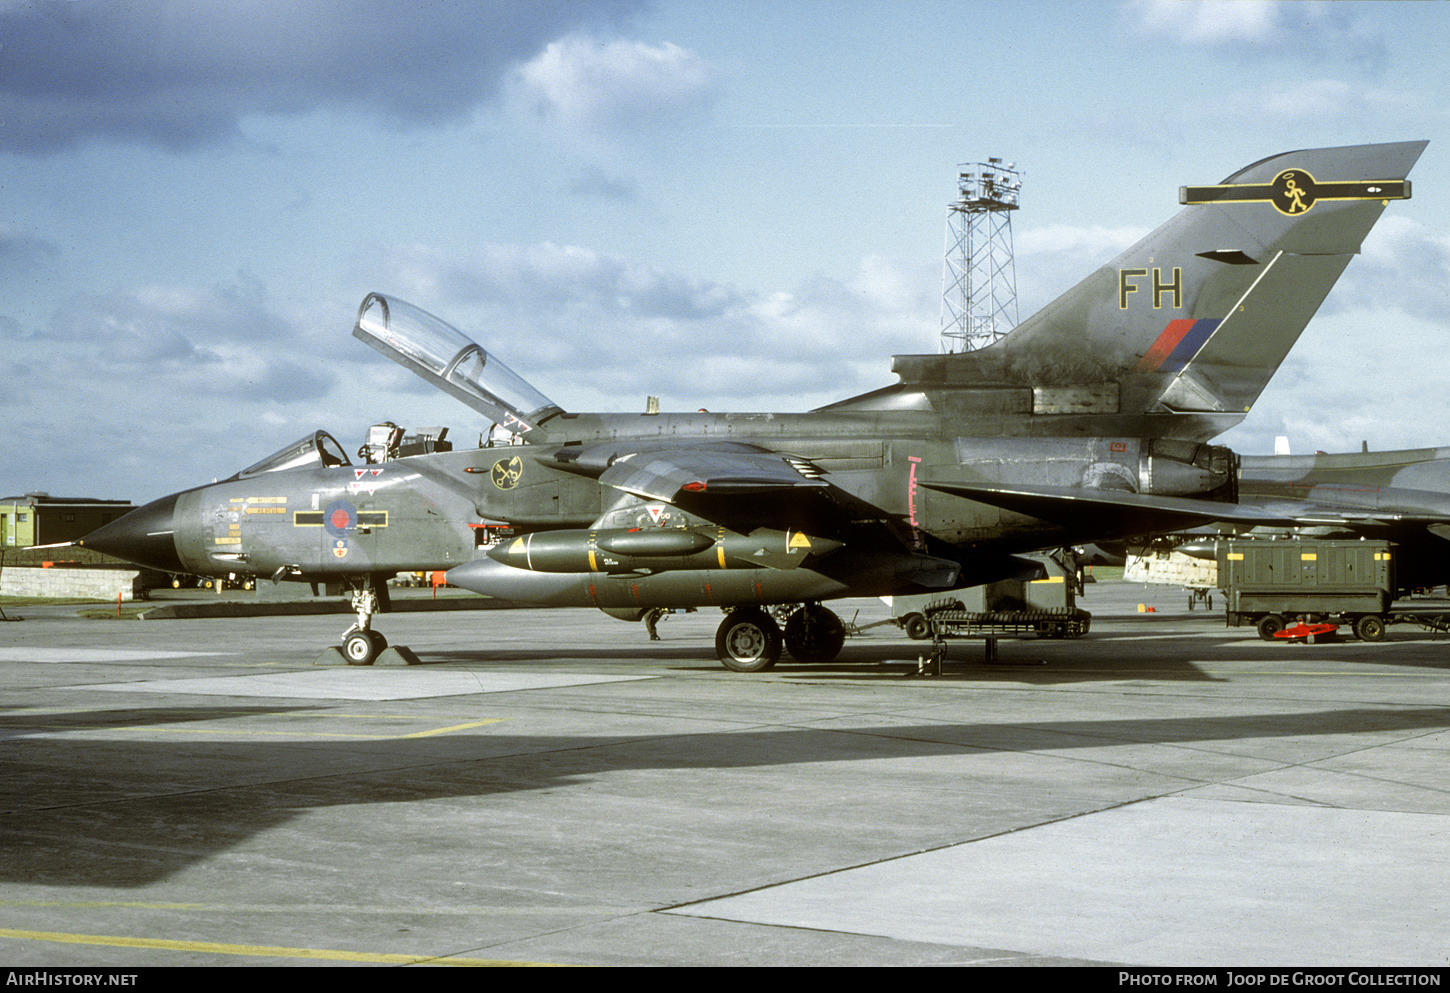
left=353, top=293, right=562, bottom=436
left=233, top=430, right=351, bottom=478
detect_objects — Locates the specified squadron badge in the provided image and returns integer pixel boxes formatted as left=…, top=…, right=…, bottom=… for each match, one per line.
left=1180, top=167, right=1410, bottom=216
left=491, top=456, right=523, bottom=490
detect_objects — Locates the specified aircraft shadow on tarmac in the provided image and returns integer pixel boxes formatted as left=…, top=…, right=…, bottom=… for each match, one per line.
left=418, top=644, right=1216, bottom=685
left=4, top=702, right=1450, bottom=888
left=421, top=631, right=1450, bottom=684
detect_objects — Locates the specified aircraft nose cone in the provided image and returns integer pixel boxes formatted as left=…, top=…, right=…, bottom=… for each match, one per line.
left=78, top=493, right=185, bottom=573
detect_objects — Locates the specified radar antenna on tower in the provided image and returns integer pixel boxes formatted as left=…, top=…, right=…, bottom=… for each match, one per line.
left=940, top=158, right=1021, bottom=353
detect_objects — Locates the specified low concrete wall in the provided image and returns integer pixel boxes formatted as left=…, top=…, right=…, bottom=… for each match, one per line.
left=0, top=567, right=143, bottom=601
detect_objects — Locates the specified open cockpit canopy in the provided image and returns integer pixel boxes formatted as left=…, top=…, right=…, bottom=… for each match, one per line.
left=353, top=293, right=561, bottom=436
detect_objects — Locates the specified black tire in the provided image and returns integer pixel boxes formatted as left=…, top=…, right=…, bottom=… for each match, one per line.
left=783, top=605, right=846, bottom=662
left=369, top=630, right=389, bottom=653
left=902, top=613, right=931, bottom=641
left=1354, top=615, right=1387, bottom=642
left=715, top=610, right=782, bottom=672
left=343, top=630, right=378, bottom=665
left=1256, top=614, right=1285, bottom=641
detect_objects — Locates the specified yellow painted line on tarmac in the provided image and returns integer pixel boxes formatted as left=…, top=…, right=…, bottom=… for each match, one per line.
left=1199, top=669, right=1421, bottom=676
left=398, top=719, right=504, bottom=738
left=1, top=899, right=207, bottom=910
left=90, top=722, right=505, bottom=739
left=4, top=711, right=505, bottom=740
left=0, top=898, right=621, bottom=916
left=0, top=928, right=572, bottom=966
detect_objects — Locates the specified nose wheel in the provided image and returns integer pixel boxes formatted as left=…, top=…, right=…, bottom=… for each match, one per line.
left=341, top=627, right=388, bottom=665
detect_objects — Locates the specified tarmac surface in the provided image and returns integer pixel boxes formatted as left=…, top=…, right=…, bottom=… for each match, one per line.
left=2, top=579, right=1449, bottom=968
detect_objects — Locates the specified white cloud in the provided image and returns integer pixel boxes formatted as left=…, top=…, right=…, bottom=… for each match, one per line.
left=1337, top=216, right=1450, bottom=323
left=1127, top=0, right=1388, bottom=69
left=1015, top=224, right=1146, bottom=318
left=514, top=37, right=717, bottom=129
left=1133, top=0, right=1285, bottom=45
left=0, top=224, right=60, bottom=268
left=1199, top=78, right=1420, bottom=124
left=356, top=240, right=938, bottom=414
left=0, top=1, right=645, bottom=153
left=6, top=279, right=335, bottom=426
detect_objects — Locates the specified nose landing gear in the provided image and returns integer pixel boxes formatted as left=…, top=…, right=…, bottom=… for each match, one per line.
left=324, top=575, right=408, bottom=666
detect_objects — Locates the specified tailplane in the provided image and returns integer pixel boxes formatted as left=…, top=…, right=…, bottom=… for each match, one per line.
left=832, top=141, right=1426, bottom=440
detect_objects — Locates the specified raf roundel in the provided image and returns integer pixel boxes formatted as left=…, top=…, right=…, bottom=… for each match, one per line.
left=323, top=500, right=357, bottom=536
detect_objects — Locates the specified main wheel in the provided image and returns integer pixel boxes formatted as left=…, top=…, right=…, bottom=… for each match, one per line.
left=1354, top=615, right=1387, bottom=642
left=1256, top=614, right=1285, bottom=641
left=783, top=605, right=846, bottom=662
left=342, top=630, right=379, bottom=665
left=715, top=610, right=782, bottom=672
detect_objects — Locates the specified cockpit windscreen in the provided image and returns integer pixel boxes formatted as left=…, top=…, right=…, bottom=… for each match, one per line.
left=234, top=430, right=351, bottom=478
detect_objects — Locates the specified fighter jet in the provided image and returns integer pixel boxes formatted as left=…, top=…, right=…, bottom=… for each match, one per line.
left=78, top=141, right=1425, bottom=670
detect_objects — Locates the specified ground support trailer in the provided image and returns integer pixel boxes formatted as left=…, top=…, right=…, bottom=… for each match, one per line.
left=1215, top=538, right=1450, bottom=641
left=891, top=550, right=1091, bottom=674
left=890, top=549, right=1090, bottom=641
left=909, top=606, right=1092, bottom=675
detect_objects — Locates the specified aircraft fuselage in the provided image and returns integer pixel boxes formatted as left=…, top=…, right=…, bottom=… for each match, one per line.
left=127, top=409, right=1235, bottom=606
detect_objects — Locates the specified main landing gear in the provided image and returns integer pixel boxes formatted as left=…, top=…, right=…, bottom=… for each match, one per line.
left=714, top=603, right=847, bottom=672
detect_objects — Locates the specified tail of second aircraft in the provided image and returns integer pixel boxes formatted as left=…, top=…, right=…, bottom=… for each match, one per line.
left=835, top=141, right=1426, bottom=440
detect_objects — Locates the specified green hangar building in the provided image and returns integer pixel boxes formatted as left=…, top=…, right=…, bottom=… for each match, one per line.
left=1, top=493, right=134, bottom=548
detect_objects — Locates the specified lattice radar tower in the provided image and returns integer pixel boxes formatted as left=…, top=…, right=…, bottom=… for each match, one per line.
left=940, top=158, right=1021, bottom=353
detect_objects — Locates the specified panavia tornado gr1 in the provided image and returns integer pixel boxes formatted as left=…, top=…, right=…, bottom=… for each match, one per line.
left=79, top=141, right=1426, bottom=669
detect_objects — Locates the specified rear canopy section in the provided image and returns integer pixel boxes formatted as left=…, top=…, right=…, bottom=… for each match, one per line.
left=352, top=293, right=562, bottom=437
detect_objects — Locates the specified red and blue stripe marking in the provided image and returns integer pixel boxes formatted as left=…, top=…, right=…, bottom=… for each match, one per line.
left=1135, top=318, right=1222, bottom=373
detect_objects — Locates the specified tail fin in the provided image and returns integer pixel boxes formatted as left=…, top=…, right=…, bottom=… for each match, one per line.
left=845, top=141, right=1426, bottom=439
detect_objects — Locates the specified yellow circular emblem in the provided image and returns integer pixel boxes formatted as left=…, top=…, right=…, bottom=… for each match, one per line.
left=1271, top=169, right=1318, bottom=216
left=491, top=456, right=523, bottom=490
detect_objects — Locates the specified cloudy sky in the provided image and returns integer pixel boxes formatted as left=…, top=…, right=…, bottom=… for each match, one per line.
left=3, top=0, right=1447, bottom=504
